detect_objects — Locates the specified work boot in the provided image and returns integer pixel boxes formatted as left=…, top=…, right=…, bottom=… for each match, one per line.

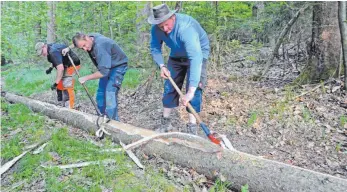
left=186, top=123, right=198, bottom=135
left=156, top=117, right=174, bottom=133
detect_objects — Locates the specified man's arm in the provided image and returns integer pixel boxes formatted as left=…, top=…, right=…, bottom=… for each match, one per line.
left=62, top=44, right=75, bottom=56
left=49, top=50, right=65, bottom=89
left=150, top=26, right=165, bottom=68
left=150, top=26, right=171, bottom=78
left=79, top=71, right=103, bottom=84
left=55, top=64, right=64, bottom=84
left=180, top=27, right=203, bottom=106
left=181, top=27, right=203, bottom=89
left=79, top=44, right=111, bottom=83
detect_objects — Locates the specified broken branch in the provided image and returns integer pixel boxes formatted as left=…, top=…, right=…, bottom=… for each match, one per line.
left=120, top=141, right=144, bottom=169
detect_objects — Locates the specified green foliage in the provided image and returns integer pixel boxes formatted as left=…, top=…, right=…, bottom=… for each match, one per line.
left=230, top=39, right=241, bottom=49
left=340, top=115, right=347, bottom=127
left=122, top=68, right=143, bottom=89
left=208, top=178, right=232, bottom=192
left=2, top=61, right=145, bottom=101
left=1, top=135, right=22, bottom=160
left=3, top=64, right=51, bottom=96
left=226, top=116, right=238, bottom=126
left=301, top=105, right=312, bottom=122
left=270, top=100, right=288, bottom=120
left=320, top=81, right=326, bottom=93
left=250, top=40, right=263, bottom=49
left=1, top=1, right=301, bottom=68
left=1, top=104, right=177, bottom=191
left=246, top=55, right=257, bottom=62
left=241, top=184, right=249, bottom=192
left=247, top=111, right=258, bottom=127
left=1, top=99, right=47, bottom=161
left=335, top=143, right=342, bottom=152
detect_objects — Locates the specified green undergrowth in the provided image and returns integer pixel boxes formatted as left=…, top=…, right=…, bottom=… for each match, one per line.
left=1, top=99, right=177, bottom=191
left=2, top=64, right=51, bottom=96
left=1, top=98, right=47, bottom=160
left=2, top=63, right=150, bottom=99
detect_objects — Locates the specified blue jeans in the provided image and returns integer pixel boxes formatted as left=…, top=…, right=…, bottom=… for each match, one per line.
left=162, top=58, right=207, bottom=113
left=96, top=64, right=127, bottom=121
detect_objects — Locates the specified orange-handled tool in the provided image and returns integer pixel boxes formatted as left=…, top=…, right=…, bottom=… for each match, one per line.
left=167, top=76, right=221, bottom=145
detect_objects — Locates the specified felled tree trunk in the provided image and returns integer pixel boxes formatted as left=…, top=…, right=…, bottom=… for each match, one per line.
left=4, top=92, right=347, bottom=192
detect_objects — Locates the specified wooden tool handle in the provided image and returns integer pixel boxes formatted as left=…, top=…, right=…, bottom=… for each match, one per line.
left=167, top=76, right=202, bottom=123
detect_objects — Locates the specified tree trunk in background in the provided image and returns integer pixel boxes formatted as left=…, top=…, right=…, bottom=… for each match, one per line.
left=253, top=1, right=264, bottom=20
left=108, top=2, right=113, bottom=39
left=135, top=2, right=151, bottom=67
left=338, top=1, right=347, bottom=90
left=255, top=2, right=264, bottom=42
left=99, top=3, right=103, bottom=34
left=253, top=2, right=265, bottom=43
left=35, top=22, right=41, bottom=41
left=47, top=1, right=56, bottom=43
left=175, top=1, right=182, bottom=11
left=215, top=2, right=219, bottom=27
left=298, top=2, right=341, bottom=84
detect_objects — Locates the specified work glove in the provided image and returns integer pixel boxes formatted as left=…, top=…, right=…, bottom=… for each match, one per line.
left=51, top=83, right=58, bottom=90
left=46, top=67, right=53, bottom=74
left=62, top=47, right=70, bottom=56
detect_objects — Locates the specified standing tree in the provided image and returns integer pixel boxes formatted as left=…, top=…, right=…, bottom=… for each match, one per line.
left=175, top=1, right=182, bottom=11
left=297, top=2, right=341, bottom=84
left=135, top=2, right=151, bottom=67
left=338, top=1, right=347, bottom=90
left=47, top=1, right=56, bottom=43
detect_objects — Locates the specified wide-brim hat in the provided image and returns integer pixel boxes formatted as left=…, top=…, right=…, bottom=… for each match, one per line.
left=148, top=4, right=177, bottom=25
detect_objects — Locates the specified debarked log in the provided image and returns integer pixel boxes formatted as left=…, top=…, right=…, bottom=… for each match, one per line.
left=4, top=92, right=347, bottom=192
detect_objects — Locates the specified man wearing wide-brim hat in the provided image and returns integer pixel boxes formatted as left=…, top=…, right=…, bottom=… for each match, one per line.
left=148, top=3, right=210, bottom=135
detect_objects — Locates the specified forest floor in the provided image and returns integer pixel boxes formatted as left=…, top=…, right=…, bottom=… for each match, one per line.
left=2, top=44, right=346, bottom=191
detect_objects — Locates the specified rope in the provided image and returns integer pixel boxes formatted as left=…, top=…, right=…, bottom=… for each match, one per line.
left=95, top=115, right=111, bottom=138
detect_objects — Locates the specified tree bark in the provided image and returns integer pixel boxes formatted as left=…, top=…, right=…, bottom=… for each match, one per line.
left=259, top=4, right=309, bottom=79
left=215, top=2, right=219, bottom=27
left=297, top=2, right=341, bottom=84
left=47, top=1, right=56, bottom=44
left=35, top=22, right=41, bottom=41
left=108, top=2, right=113, bottom=39
left=175, top=1, right=182, bottom=11
left=135, top=2, right=151, bottom=67
left=338, top=1, right=347, bottom=89
left=4, top=92, right=347, bottom=192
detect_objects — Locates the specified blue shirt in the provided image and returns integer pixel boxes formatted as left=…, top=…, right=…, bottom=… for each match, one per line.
left=47, top=43, right=80, bottom=68
left=150, top=13, right=210, bottom=88
left=47, top=43, right=67, bottom=67
left=88, top=33, right=128, bottom=77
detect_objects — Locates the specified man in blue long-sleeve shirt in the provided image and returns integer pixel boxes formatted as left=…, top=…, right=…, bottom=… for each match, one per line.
left=148, top=4, right=210, bottom=134
left=62, top=32, right=128, bottom=121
